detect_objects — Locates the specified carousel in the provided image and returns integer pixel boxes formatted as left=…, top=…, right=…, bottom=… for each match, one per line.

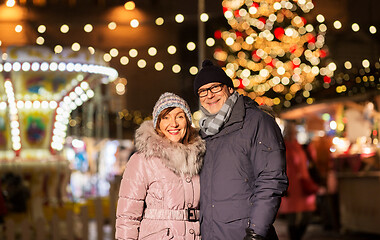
left=0, top=45, right=118, bottom=220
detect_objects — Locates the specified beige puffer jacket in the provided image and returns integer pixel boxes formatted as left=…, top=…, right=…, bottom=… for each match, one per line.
left=115, top=120, right=205, bottom=240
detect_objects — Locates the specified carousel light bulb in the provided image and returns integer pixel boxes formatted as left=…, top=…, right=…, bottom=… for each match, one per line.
left=80, top=81, right=89, bottom=90
left=70, top=63, right=79, bottom=72
left=80, top=94, right=88, bottom=102
left=69, top=102, right=77, bottom=110
left=74, top=98, right=83, bottom=106
left=67, top=63, right=77, bottom=72
left=33, top=101, right=41, bottom=109
left=58, top=62, right=66, bottom=71
left=41, top=101, right=49, bottom=108
left=12, top=62, right=21, bottom=71
left=11, top=135, right=20, bottom=143
left=41, top=62, right=49, bottom=71
left=25, top=101, right=32, bottom=109
left=0, top=102, right=7, bottom=110
left=32, top=62, right=41, bottom=71
left=75, top=87, right=84, bottom=95
left=49, top=101, right=57, bottom=109
left=13, top=143, right=21, bottom=151
left=86, top=89, right=94, bottom=98
left=69, top=92, right=78, bottom=100
left=4, top=63, right=12, bottom=72
left=64, top=96, right=71, bottom=104
left=10, top=121, right=19, bottom=129
left=49, top=62, right=58, bottom=71
left=11, top=128, right=20, bottom=136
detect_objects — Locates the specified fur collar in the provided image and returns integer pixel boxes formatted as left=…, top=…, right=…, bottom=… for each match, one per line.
left=134, top=120, right=205, bottom=176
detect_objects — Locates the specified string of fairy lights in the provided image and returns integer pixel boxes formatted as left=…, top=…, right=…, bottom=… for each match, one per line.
left=1, top=0, right=379, bottom=118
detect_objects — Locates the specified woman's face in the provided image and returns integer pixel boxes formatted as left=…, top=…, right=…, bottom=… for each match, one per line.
left=159, top=107, right=188, bottom=143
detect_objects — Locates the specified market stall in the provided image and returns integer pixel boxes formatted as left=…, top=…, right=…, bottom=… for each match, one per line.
left=280, top=98, right=380, bottom=235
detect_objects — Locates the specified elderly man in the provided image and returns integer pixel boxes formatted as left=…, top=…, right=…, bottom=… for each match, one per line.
left=194, top=60, right=288, bottom=240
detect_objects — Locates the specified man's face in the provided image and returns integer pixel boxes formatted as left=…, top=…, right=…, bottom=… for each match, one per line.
left=198, top=82, right=234, bottom=114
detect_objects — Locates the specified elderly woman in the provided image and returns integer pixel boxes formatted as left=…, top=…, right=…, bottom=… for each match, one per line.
left=115, top=92, right=205, bottom=240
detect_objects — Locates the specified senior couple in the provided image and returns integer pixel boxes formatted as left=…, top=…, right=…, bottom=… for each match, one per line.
left=115, top=60, right=289, bottom=240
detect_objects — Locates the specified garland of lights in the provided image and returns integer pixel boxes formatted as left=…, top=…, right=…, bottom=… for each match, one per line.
left=215, top=0, right=335, bottom=108
left=1, top=0, right=379, bottom=124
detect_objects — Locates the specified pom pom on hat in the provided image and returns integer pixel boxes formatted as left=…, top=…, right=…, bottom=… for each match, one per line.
left=193, top=59, right=234, bottom=95
left=202, top=59, right=214, bottom=67
left=152, top=92, right=192, bottom=128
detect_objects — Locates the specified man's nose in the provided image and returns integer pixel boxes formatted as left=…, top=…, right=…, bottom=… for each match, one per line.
left=206, top=89, right=215, bottom=98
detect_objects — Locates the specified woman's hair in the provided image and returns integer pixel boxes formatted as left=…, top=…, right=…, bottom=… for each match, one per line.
left=155, top=107, right=198, bottom=145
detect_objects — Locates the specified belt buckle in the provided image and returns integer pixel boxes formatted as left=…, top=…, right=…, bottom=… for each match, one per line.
left=187, top=208, right=197, bottom=222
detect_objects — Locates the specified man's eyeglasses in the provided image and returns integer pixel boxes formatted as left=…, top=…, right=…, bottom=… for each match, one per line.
left=198, top=84, right=224, bottom=97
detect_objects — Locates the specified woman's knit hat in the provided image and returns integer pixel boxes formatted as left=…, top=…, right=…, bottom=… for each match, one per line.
left=193, top=59, right=234, bottom=95
left=152, top=92, right=192, bottom=128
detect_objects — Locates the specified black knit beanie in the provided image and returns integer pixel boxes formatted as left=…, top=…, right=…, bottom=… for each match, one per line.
left=193, top=59, right=234, bottom=96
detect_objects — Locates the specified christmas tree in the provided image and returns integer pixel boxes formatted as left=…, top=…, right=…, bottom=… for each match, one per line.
left=214, top=0, right=335, bottom=111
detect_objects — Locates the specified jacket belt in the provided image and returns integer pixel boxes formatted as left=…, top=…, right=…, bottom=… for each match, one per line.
left=143, top=208, right=200, bottom=222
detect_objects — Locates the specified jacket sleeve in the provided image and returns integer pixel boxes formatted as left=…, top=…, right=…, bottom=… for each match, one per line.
left=249, top=113, right=289, bottom=237
left=115, top=153, right=148, bottom=240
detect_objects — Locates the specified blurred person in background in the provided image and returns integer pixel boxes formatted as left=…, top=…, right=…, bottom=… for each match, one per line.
left=306, top=134, right=339, bottom=231
left=279, top=121, right=326, bottom=240
left=115, top=92, right=205, bottom=240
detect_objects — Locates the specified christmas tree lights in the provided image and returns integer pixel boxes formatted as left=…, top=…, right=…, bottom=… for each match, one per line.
left=215, top=0, right=335, bottom=109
